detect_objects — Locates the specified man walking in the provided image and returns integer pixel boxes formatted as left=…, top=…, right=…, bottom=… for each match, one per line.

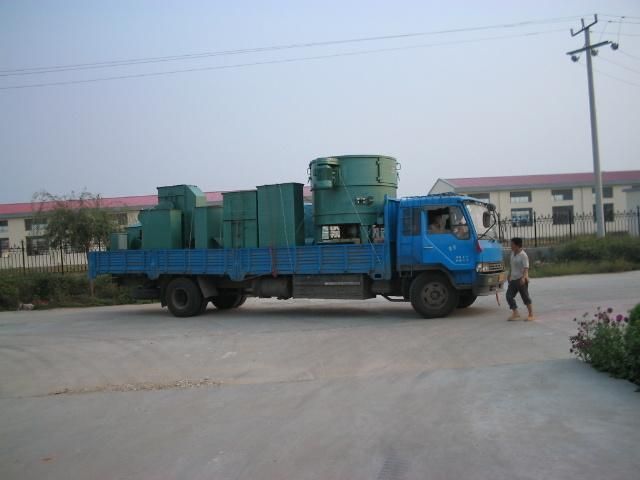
left=506, top=237, right=534, bottom=321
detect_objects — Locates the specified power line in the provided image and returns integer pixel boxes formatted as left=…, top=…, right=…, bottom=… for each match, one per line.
left=577, top=58, right=640, bottom=86
left=0, top=15, right=583, bottom=77
left=620, top=50, right=640, bottom=61
left=599, top=14, right=640, bottom=20
left=599, top=56, right=640, bottom=75
left=593, top=31, right=640, bottom=36
left=0, top=28, right=566, bottom=91
left=597, top=19, right=640, bottom=25
left=593, top=65, right=640, bottom=87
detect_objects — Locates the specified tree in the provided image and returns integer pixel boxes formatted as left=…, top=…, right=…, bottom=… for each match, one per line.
left=32, top=190, right=119, bottom=253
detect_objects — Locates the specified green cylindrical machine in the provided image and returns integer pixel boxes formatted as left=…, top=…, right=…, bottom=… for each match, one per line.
left=309, top=155, right=398, bottom=243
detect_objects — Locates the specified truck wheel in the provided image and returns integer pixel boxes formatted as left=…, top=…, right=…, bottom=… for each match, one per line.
left=166, top=277, right=203, bottom=317
left=409, top=273, right=459, bottom=318
left=211, top=292, right=246, bottom=310
left=457, top=292, right=477, bottom=309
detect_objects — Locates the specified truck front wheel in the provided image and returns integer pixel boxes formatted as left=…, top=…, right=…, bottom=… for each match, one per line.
left=409, top=273, right=459, bottom=318
left=166, top=277, right=203, bottom=317
left=457, top=292, right=477, bottom=309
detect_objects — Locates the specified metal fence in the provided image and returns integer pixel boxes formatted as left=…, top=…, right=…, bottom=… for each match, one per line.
left=497, top=209, right=640, bottom=247
left=0, top=241, right=93, bottom=275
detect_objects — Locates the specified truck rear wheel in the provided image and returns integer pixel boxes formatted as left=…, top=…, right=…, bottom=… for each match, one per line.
left=409, top=273, right=458, bottom=318
left=166, top=277, right=203, bottom=317
left=457, top=292, right=477, bottom=309
left=211, top=291, right=246, bottom=310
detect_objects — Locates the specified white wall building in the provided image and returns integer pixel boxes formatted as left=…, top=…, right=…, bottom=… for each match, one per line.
left=429, top=170, right=640, bottom=226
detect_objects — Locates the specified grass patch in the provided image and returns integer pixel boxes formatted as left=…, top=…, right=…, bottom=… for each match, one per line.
left=530, top=260, right=640, bottom=278
left=528, top=236, right=640, bottom=278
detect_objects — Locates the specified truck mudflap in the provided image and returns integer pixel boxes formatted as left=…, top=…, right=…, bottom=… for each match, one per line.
left=472, top=272, right=506, bottom=296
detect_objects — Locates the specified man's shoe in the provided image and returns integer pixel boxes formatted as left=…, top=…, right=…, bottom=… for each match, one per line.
left=526, top=315, right=535, bottom=321
left=508, top=312, right=521, bottom=321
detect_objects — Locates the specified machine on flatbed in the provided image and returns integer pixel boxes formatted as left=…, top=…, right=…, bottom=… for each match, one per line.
left=89, top=155, right=505, bottom=318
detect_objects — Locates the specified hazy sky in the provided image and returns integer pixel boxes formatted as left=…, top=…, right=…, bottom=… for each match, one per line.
left=1, top=0, right=639, bottom=203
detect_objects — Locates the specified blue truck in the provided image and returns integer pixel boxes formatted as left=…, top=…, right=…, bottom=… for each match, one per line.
left=89, top=156, right=505, bottom=319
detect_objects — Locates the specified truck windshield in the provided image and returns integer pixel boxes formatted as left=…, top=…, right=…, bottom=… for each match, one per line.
left=465, top=202, right=498, bottom=240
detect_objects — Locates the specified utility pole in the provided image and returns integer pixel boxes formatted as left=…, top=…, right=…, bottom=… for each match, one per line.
left=566, top=15, right=619, bottom=238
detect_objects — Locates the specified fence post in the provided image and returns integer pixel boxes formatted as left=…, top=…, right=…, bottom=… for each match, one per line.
left=533, top=211, right=538, bottom=248
left=20, top=240, right=26, bottom=275
left=60, top=244, right=64, bottom=275
left=569, top=212, right=573, bottom=240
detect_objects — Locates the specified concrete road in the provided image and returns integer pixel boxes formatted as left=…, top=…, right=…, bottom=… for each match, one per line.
left=1, top=272, right=639, bottom=480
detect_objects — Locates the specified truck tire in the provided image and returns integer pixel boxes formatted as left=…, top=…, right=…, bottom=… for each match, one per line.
left=166, top=277, right=203, bottom=317
left=457, top=292, right=477, bottom=309
left=211, top=291, right=246, bottom=310
left=409, top=272, right=459, bottom=318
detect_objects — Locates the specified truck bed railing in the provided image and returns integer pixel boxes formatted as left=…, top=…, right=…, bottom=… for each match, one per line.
left=88, top=243, right=388, bottom=281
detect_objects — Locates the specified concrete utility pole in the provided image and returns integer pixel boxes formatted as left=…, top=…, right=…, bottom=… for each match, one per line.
left=567, top=15, right=619, bottom=238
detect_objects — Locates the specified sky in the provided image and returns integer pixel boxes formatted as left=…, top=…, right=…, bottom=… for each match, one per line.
left=1, top=0, right=639, bottom=203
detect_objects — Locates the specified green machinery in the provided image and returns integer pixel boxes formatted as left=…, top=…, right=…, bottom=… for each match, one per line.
left=126, top=224, right=142, bottom=249
left=195, top=206, right=223, bottom=248
left=137, top=185, right=207, bottom=250
left=138, top=208, right=183, bottom=249
left=257, top=183, right=305, bottom=248
left=309, top=155, right=398, bottom=243
left=110, top=155, right=398, bottom=251
left=222, top=190, right=258, bottom=248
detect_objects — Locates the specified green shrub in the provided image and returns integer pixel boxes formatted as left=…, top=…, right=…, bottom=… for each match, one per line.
left=625, top=321, right=640, bottom=385
left=0, top=272, right=138, bottom=310
left=629, top=304, right=640, bottom=326
left=589, top=322, right=627, bottom=377
left=0, top=276, right=20, bottom=310
left=571, top=304, right=640, bottom=385
left=556, top=237, right=640, bottom=263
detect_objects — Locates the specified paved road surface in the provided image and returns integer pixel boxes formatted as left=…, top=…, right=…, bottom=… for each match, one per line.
left=1, top=272, right=639, bottom=480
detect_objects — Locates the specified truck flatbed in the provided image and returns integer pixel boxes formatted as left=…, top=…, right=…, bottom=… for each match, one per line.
left=89, top=243, right=389, bottom=282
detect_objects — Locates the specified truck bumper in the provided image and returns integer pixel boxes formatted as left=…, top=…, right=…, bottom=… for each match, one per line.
left=472, top=272, right=506, bottom=296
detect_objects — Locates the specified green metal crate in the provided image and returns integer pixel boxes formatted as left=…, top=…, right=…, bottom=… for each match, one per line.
left=126, top=224, right=142, bottom=249
left=195, top=205, right=223, bottom=248
left=222, top=190, right=257, bottom=221
left=109, top=232, right=128, bottom=251
left=223, top=219, right=258, bottom=248
left=257, top=183, right=305, bottom=247
left=139, top=209, right=183, bottom=249
left=157, top=185, right=207, bottom=248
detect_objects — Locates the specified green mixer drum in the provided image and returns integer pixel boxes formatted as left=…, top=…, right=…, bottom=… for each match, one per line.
left=309, top=155, right=398, bottom=228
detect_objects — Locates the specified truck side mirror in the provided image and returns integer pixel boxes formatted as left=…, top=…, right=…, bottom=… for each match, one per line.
left=482, top=211, right=492, bottom=228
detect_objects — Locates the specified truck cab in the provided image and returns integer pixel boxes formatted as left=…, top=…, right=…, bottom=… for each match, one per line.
left=392, top=195, right=505, bottom=317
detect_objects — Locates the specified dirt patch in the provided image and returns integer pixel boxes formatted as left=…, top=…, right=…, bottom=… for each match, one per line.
left=48, top=378, right=222, bottom=396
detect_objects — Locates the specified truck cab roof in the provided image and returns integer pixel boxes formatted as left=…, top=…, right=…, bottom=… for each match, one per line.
left=397, top=194, right=487, bottom=208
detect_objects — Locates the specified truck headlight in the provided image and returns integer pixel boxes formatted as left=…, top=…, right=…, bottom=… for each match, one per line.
left=476, top=262, right=500, bottom=273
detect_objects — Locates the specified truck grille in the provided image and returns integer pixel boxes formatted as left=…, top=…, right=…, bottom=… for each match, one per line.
left=485, top=262, right=504, bottom=273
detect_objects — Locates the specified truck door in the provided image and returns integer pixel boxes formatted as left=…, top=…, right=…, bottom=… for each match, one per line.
left=396, top=206, right=422, bottom=266
left=422, top=205, right=475, bottom=271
